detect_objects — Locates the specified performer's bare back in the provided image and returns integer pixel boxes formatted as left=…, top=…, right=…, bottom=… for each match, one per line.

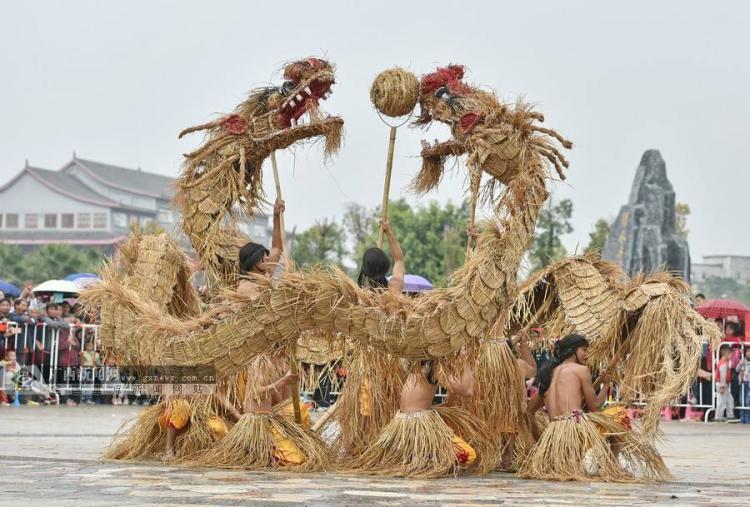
left=400, top=371, right=438, bottom=413
left=545, top=363, right=601, bottom=418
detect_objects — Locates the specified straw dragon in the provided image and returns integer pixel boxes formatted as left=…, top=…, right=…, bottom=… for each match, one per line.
left=86, top=64, right=719, bottom=437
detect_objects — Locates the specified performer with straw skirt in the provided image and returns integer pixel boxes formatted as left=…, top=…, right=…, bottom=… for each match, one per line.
left=518, top=334, right=671, bottom=482
left=325, top=218, right=406, bottom=457
left=192, top=352, right=329, bottom=470
left=187, top=197, right=327, bottom=470
left=105, top=388, right=235, bottom=462
left=347, top=357, right=495, bottom=478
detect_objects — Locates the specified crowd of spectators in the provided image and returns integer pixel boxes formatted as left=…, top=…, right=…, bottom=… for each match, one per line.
left=0, top=286, right=147, bottom=407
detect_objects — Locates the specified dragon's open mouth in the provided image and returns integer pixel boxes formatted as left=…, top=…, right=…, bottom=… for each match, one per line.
left=278, top=78, right=334, bottom=128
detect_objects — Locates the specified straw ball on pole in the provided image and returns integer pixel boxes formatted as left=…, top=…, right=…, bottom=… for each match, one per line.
left=370, top=67, right=420, bottom=247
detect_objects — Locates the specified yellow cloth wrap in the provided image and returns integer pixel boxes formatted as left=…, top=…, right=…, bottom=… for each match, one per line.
left=597, top=405, right=632, bottom=435
left=359, top=379, right=373, bottom=417
left=451, top=435, right=477, bottom=465
left=277, top=398, right=310, bottom=429
left=158, top=399, right=191, bottom=431
left=270, top=425, right=305, bottom=465
left=207, top=416, right=228, bottom=438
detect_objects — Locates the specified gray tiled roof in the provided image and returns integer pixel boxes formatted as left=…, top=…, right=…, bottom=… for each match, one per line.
left=76, top=158, right=175, bottom=200
left=26, top=167, right=123, bottom=208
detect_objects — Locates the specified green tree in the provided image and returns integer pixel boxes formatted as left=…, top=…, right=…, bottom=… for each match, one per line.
left=342, top=203, right=375, bottom=249
left=675, top=202, right=690, bottom=240
left=0, top=244, right=29, bottom=285
left=292, top=218, right=347, bottom=267
left=22, top=245, right=105, bottom=282
left=585, top=218, right=610, bottom=253
left=348, top=198, right=469, bottom=286
left=529, top=198, right=574, bottom=270
left=694, top=276, right=750, bottom=304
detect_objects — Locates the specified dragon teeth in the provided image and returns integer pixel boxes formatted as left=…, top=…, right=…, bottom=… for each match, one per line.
left=304, top=86, right=312, bottom=95
left=296, top=94, right=303, bottom=101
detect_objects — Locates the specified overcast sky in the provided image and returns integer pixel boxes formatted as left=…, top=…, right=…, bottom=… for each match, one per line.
left=1, top=1, right=747, bottom=261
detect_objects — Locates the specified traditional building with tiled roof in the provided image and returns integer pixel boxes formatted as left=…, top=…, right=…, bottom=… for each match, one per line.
left=0, top=154, right=275, bottom=252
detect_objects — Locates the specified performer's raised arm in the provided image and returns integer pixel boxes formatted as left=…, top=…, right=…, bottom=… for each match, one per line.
left=381, top=219, right=405, bottom=297
left=268, top=199, right=285, bottom=263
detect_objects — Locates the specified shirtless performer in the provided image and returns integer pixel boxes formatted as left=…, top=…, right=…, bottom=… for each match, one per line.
left=190, top=199, right=328, bottom=469
left=161, top=201, right=286, bottom=461
left=236, top=198, right=286, bottom=299
left=518, top=334, right=670, bottom=482
left=348, top=358, right=494, bottom=478
left=327, top=218, right=406, bottom=457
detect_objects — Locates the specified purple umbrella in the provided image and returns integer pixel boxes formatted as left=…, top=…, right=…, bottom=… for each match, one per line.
left=389, top=274, right=433, bottom=292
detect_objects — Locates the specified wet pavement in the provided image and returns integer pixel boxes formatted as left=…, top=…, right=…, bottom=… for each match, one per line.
left=0, top=405, right=748, bottom=505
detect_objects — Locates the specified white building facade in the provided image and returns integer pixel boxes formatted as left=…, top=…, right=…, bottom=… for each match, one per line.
left=0, top=155, right=273, bottom=252
left=692, top=255, right=750, bottom=284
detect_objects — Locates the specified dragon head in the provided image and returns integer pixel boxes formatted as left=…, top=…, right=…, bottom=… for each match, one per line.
left=176, top=57, right=344, bottom=286
left=275, top=57, right=335, bottom=128
left=412, top=65, right=571, bottom=196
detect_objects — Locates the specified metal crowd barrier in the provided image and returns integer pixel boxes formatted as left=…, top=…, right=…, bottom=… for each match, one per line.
left=702, top=340, right=750, bottom=421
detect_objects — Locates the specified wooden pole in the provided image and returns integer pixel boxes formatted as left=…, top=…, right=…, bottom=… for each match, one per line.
left=311, top=401, right=339, bottom=432
left=269, top=151, right=301, bottom=425
left=377, top=126, right=398, bottom=248
left=314, top=124, right=398, bottom=431
left=466, top=166, right=482, bottom=254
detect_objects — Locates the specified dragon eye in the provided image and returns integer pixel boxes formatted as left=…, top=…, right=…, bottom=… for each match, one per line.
left=435, top=86, right=451, bottom=101
left=281, top=81, right=295, bottom=94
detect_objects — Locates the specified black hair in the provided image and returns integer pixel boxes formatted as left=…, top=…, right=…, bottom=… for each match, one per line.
left=719, top=343, right=733, bottom=356
left=45, top=302, right=59, bottom=311
left=0, top=297, right=11, bottom=305
left=12, top=299, right=25, bottom=307
left=357, top=247, right=390, bottom=289
left=535, top=334, right=589, bottom=396
left=239, top=242, right=269, bottom=274
left=695, top=293, right=706, bottom=299
left=725, top=322, right=739, bottom=335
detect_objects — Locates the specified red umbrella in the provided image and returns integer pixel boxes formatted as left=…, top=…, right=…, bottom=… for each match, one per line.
left=696, top=298, right=750, bottom=320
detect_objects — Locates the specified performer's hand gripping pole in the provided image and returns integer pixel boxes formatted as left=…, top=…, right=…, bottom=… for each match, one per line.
left=270, top=151, right=302, bottom=425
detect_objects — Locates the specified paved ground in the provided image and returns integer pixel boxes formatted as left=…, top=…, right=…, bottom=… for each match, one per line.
left=0, top=406, right=749, bottom=506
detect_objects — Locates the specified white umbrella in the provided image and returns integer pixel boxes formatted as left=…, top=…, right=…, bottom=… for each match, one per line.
left=32, top=279, right=81, bottom=294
